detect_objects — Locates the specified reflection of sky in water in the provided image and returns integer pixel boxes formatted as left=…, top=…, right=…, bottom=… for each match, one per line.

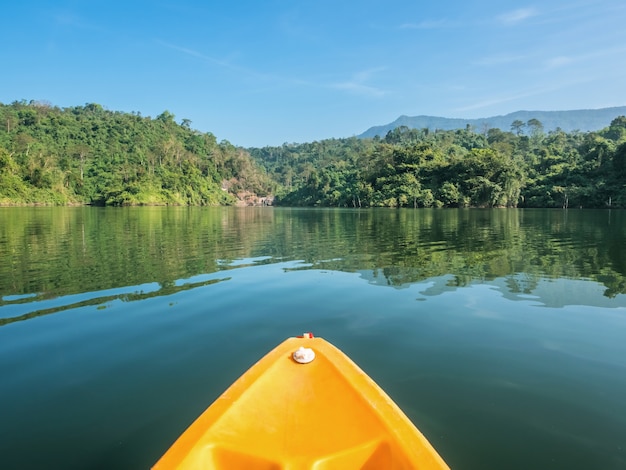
left=359, top=270, right=626, bottom=309
left=0, top=283, right=161, bottom=321
left=4, top=256, right=625, bottom=328
left=1, top=259, right=625, bottom=469
left=2, top=207, right=626, bottom=469
left=494, top=276, right=626, bottom=308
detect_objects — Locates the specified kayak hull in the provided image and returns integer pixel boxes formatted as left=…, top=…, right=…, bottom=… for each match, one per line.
left=153, top=336, right=449, bottom=469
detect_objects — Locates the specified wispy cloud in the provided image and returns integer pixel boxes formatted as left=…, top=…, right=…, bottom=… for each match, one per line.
left=453, top=78, right=595, bottom=114
left=331, top=68, right=388, bottom=97
left=53, top=12, right=84, bottom=27
left=454, top=92, right=536, bottom=114
left=156, top=39, right=322, bottom=92
left=544, top=56, right=574, bottom=69
left=332, top=82, right=388, bottom=97
left=399, top=19, right=452, bottom=30
left=52, top=10, right=109, bottom=34
left=156, top=40, right=248, bottom=75
left=542, top=45, right=626, bottom=70
left=497, top=8, right=538, bottom=25
left=473, top=54, right=527, bottom=66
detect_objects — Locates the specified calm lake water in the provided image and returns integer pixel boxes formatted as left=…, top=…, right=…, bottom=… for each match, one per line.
left=1, top=207, right=625, bottom=469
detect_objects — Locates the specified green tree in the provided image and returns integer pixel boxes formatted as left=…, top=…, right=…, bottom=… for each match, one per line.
left=511, top=120, right=525, bottom=135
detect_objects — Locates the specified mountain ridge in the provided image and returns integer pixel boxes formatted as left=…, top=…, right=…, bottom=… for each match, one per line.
left=358, top=106, right=626, bottom=138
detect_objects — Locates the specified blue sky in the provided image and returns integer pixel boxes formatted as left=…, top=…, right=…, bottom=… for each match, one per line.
left=2, top=1, right=625, bottom=147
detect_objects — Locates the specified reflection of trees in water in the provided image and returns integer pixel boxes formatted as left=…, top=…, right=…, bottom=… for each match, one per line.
left=1, top=207, right=625, bottom=309
left=0, top=277, right=229, bottom=327
left=279, top=208, right=626, bottom=299
left=505, top=273, right=539, bottom=295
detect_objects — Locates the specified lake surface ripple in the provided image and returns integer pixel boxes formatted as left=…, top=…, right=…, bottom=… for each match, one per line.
left=1, top=207, right=625, bottom=469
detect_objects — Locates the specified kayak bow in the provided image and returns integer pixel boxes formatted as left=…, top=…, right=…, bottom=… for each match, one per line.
left=153, top=334, right=449, bottom=469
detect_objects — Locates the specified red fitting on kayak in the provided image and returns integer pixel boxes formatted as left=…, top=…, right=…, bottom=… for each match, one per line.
left=297, top=332, right=314, bottom=339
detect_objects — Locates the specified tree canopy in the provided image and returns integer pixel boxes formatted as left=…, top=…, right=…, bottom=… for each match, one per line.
left=2, top=100, right=626, bottom=208
left=0, top=101, right=273, bottom=205
left=249, top=118, right=626, bottom=209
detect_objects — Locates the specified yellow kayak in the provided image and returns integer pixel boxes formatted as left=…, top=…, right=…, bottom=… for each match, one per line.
left=153, top=334, right=449, bottom=469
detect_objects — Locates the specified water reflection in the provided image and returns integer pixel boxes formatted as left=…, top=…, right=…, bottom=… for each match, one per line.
left=0, top=277, right=230, bottom=326
left=411, top=274, right=626, bottom=309
left=1, top=208, right=625, bottom=470
left=1, top=207, right=625, bottom=319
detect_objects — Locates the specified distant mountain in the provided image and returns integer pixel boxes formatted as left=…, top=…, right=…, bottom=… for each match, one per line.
left=358, top=107, right=626, bottom=138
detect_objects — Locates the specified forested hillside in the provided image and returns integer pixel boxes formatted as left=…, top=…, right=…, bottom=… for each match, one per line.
left=250, top=118, right=626, bottom=209
left=3, top=100, right=626, bottom=209
left=0, top=101, right=273, bottom=205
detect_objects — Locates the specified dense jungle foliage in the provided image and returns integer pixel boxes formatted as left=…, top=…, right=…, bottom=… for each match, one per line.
left=2, top=100, right=626, bottom=208
left=0, top=101, right=273, bottom=205
left=250, top=117, right=626, bottom=208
